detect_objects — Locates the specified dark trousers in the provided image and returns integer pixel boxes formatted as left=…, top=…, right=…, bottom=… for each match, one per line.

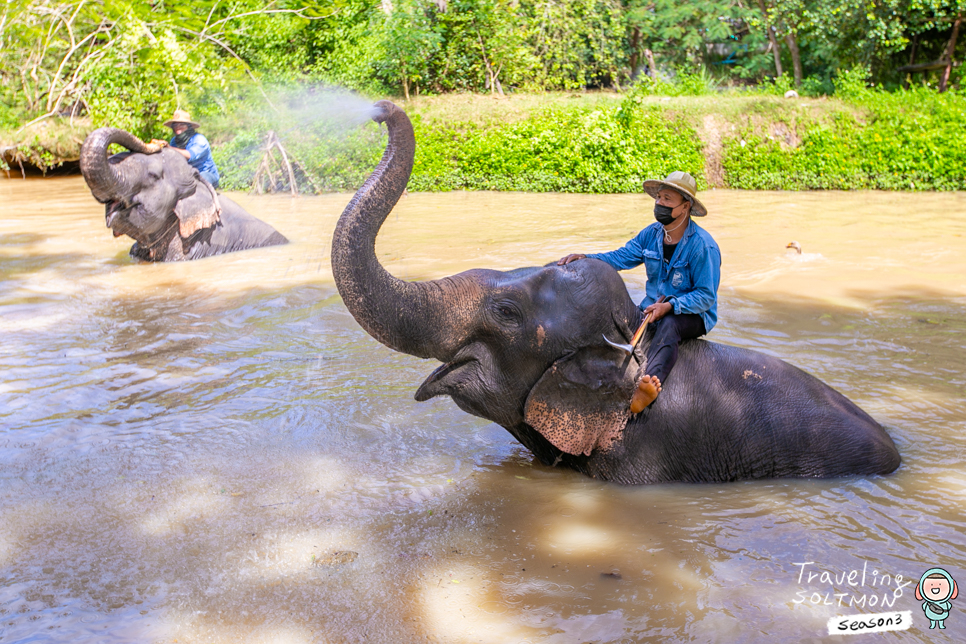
left=200, top=170, right=220, bottom=189
left=644, top=312, right=706, bottom=384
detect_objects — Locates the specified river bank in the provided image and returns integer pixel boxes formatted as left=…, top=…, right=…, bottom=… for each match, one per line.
left=4, top=88, right=965, bottom=192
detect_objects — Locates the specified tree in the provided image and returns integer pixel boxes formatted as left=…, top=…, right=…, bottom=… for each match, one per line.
left=382, top=0, right=442, bottom=99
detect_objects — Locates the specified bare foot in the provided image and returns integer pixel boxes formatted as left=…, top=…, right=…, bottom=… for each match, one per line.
left=629, top=375, right=662, bottom=413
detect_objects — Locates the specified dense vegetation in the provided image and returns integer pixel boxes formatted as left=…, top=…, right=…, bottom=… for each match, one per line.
left=2, top=1, right=966, bottom=192
left=723, top=85, right=966, bottom=190
left=209, top=80, right=966, bottom=193
left=3, top=0, right=965, bottom=134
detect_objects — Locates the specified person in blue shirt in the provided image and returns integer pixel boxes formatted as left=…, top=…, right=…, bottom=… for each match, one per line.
left=159, top=109, right=221, bottom=189
left=558, top=171, right=721, bottom=411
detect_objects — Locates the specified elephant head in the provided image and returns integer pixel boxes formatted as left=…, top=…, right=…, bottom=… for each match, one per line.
left=331, top=101, right=645, bottom=460
left=80, top=128, right=221, bottom=260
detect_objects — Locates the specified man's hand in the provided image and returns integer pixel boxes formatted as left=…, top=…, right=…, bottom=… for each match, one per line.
left=643, top=301, right=673, bottom=322
left=557, top=253, right=586, bottom=266
left=149, top=139, right=168, bottom=148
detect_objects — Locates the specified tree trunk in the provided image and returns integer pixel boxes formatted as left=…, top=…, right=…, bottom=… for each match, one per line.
left=785, top=32, right=802, bottom=87
left=939, top=15, right=962, bottom=93
left=644, top=49, right=657, bottom=78
left=756, top=0, right=783, bottom=78
left=904, top=35, right=919, bottom=89
left=629, top=27, right=641, bottom=74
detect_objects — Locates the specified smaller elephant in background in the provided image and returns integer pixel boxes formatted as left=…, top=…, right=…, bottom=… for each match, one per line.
left=80, top=127, right=287, bottom=261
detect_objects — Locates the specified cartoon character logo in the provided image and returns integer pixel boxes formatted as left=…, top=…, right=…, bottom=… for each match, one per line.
left=916, top=568, right=958, bottom=629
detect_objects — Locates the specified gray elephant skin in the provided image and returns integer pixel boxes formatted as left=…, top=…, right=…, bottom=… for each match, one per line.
left=80, top=128, right=287, bottom=261
left=331, top=100, right=901, bottom=485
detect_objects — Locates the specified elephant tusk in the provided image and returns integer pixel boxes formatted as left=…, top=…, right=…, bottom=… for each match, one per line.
left=602, top=334, right=634, bottom=354
left=603, top=296, right=667, bottom=354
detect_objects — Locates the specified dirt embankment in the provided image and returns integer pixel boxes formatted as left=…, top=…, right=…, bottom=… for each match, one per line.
left=1, top=117, right=93, bottom=177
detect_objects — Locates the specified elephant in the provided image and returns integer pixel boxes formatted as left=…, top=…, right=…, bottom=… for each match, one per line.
left=331, top=100, right=901, bottom=485
left=80, top=128, right=287, bottom=261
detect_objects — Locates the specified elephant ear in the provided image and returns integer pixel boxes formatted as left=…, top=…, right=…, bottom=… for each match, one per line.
left=174, top=173, right=222, bottom=238
left=524, top=346, right=640, bottom=457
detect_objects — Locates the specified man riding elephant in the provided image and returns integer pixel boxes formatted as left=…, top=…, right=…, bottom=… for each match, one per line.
left=151, top=109, right=221, bottom=189
left=558, top=171, right=721, bottom=412
left=329, top=100, right=901, bottom=485
left=81, top=126, right=287, bottom=262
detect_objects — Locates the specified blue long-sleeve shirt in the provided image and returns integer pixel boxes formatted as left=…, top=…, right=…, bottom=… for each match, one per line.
left=587, top=220, right=722, bottom=332
left=169, top=132, right=220, bottom=185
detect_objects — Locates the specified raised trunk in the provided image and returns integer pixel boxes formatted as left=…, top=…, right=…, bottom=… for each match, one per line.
left=331, top=100, right=466, bottom=361
left=80, top=127, right=158, bottom=203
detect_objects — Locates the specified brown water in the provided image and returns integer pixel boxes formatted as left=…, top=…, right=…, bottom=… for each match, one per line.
left=1, top=178, right=965, bottom=643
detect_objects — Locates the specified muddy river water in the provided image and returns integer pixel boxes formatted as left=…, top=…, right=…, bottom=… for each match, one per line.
left=1, top=178, right=965, bottom=643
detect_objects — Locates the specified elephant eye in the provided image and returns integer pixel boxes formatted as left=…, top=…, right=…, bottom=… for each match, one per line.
left=493, top=300, right=522, bottom=321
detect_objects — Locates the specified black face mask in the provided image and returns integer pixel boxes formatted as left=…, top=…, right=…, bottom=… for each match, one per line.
left=173, top=128, right=195, bottom=148
left=654, top=203, right=676, bottom=226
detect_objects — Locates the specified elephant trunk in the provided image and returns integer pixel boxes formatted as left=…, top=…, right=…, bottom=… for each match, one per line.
left=80, top=127, right=157, bottom=203
left=331, top=100, right=467, bottom=361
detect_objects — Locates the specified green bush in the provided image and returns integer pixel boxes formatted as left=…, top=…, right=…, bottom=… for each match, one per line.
left=624, top=68, right=716, bottom=98
left=415, top=103, right=704, bottom=193
left=834, top=66, right=872, bottom=100
left=409, top=102, right=704, bottom=192
left=0, top=104, right=21, bottom=130
left=212, top=98, right=704, bottom=194
left=722, top=87, right=966, bottom=190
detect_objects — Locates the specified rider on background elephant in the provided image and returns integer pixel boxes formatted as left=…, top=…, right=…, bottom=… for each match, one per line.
left=80, top=127, right=287, bottom=261
left=558, top=171, right=721, bottom=412
left=330, top=100, right=900, bottom=485
left=150, top=109, right=221, bottom=189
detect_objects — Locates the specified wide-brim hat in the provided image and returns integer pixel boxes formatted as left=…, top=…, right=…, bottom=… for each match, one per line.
left=643, top=171, right=708, bottom=217
left=163, top=109, right=199, bottom=129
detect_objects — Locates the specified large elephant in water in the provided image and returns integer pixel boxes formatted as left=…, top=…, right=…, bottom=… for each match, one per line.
left=331, top=101, right=900, bottom=484
left=80, top=128, right=287, bottom=261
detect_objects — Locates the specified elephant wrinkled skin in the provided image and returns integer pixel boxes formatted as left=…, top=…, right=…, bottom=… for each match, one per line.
left=80, top=128, right=287, bottom=261
left=330, top=100, right=901, bottom=485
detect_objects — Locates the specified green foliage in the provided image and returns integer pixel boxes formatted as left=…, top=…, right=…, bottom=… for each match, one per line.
left=757, top=73, right=796, bottom=96
left=627, top=0, right=748, bottom=71
left=379, top=0, right=442, bottom=98
left=833, top=65, right=871, bottom=99
left=213, top=98, right=704, bottom=194
left=722, top=87, right=966, bottom=190
left=215, top=119, right=386, bottom=192
left=84, top=16, right=251, bottom=139
left=0, top=102, right=21, bottom=130
left=0, top=0, right=287, bottom=138
left=4, top=0, right=966, bottom=193
left=308, top=1, right=391, bottom=94
left=627, top=68, right=718, bottom=97
left=417, top=104, right=704, bottom=192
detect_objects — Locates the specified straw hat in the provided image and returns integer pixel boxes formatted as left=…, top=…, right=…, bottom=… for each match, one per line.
left=643, top=171, right=708, bottom=217
left=163, top=109, right=200, bottom=129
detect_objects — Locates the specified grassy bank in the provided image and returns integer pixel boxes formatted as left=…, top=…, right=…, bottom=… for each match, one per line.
left=0, top=117, right=94, bottom=176
left=4, top=87, right=966, bottom=192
